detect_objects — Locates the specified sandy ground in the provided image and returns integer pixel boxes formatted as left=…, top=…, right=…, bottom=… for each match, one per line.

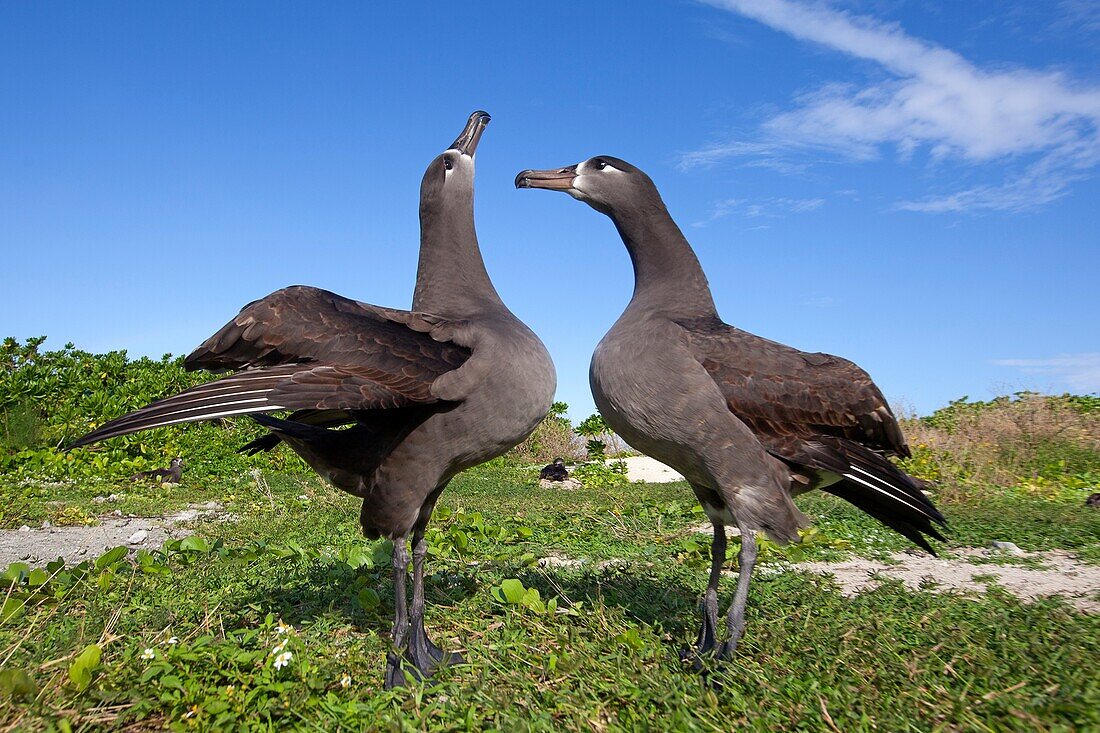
left=620, top=455, right=686, bottom=483
left=792, top=548, right=1100, bottom=613
left=537, top=538, right=1099, bottom=613
left=0, top=502, right=225, bottom=567
left=5, top=491, right=1096, bottom=613
left=689, top=522, right=1098, bottom=612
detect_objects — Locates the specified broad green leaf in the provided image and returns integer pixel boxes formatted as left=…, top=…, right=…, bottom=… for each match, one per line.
left=94, top=546, right=127, bottom=570
left=498, top=578, right=526, bottom=604
left=68, top=644, right=101, bottom=691
left=0, top=667, right=37, bottom=699
left=2, top=563, right=29, bottom=582
left=341, top=547, right=372, bottom=569
left=179, top=536, right=211, bottom=553
left=357, top=588, right=381, bottom=611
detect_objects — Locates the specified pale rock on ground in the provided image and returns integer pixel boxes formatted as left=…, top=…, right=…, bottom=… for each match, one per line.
left=539, top=477, right=583, bottom=490
left=533, top=544, right=1100, bottom=613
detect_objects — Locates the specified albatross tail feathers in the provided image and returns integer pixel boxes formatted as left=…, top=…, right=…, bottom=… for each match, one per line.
left=238, top=409, right=355, bottom=455
left=824, top=441, right=947, bottom=554
left=67, top=366, right=302, bottom=450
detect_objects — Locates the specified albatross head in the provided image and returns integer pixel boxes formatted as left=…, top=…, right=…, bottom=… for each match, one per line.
left=420, top=111, right=490, bottom=210
left=514, top=156, right=654, bottom=215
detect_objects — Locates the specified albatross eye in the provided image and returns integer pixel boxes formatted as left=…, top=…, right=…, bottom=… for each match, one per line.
left=443, top=157, right=453, bottom=170
left=593, top=159, right=607, bottom=170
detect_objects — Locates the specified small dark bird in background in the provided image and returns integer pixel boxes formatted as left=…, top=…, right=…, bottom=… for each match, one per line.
left=1086, top=492, right=1100, bottom=507
left=130, top=457, right=183, bottom=484
left=539, top=457, right=569, bottom=482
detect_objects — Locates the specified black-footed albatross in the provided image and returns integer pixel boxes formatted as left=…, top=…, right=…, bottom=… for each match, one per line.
left=517, top=156, right=945, bottom=661
left=70, top=112, right=557, bottom=688
left=130, top=456, right=183, bottom=483
left=539, top=457, right=569, bottom=482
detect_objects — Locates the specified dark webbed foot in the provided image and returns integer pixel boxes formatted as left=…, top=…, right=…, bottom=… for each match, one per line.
left=384, top=651, right=410, bottom=689
left=715, top=637, right=740, bottom=661
left=679, top=598, right=720, bottom=667
left=383, top=641, right=464, bottom=689
left=408, top=621, right=465, bottom=673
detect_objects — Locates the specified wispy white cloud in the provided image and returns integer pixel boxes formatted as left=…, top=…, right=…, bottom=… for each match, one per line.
left=992, top=353, right=1100, bottom=392
left=691, top=195, right=825, bottom=227
left=690, top=0, right=1100, bottom=212
left=1054, top=0, right=1100, bottom=35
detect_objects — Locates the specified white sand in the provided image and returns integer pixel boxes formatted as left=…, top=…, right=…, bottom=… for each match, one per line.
left=620, top=455, right=686, bottom=483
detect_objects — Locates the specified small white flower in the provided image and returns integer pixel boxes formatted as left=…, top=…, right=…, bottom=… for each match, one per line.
left=166, top=636, right=179, bottom=645
left=339, top=673, right=351, bottom=688
left=273, top=651, right=293, bottom=670
left=140, top=648, right=155, bottom=660
left=271, top=638, right=288, bottom=655
left=275, top=621, right=292, bottom=635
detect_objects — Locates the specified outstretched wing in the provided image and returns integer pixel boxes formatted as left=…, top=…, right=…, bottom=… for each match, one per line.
left=186, top=285, right=468, bottom=377
left=69, top=286, right=470, bottom=448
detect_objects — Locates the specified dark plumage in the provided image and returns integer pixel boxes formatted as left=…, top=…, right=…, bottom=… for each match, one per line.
left=1087, top=492, right=1100, bottom=507
left=539, top=458, right=569, bottom=482
left=518, top=155, right=945, bottom=662
left=130, top=457, right=183, bottom=484
left=71, top=112, right=557, bottom=688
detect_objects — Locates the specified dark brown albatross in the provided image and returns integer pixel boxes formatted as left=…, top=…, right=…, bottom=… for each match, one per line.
left=70, top=112, right=557, bottom=688
left=517, top=156, right=945, bottom=661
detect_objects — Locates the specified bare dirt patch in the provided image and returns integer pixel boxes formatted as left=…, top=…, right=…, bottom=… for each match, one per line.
left=620, top=455, right=685, bottom=483
left=793, top=548, right=1100, bottom=613
left=0, top=502, right=227, bottom=567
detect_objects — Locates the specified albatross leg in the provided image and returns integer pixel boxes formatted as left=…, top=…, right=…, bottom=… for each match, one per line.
left=407, top=528, right=464, bottom=675
left=383, top=535, right=411, bottom=689
left=717, top=528, right=757, bottom=660
left=681, top=522, right=726, bottom=663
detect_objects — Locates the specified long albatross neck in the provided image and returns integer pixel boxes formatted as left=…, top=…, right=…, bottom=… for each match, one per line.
left=412, top=200, right=505, bottom=316
left=611, top=200, right=717, bottom=318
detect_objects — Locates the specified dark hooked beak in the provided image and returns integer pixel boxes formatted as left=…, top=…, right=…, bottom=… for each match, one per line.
left=514, top=165, right=579, bottom=191
left=450, top=111, right=491, bottom=156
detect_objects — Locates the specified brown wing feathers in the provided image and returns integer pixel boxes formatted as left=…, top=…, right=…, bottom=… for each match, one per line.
left=682, top=318, right=946, bottom=550
left=69, top=286, right=470, bottom=449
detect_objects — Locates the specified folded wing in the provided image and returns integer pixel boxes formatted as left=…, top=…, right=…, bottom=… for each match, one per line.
left=678, top=316, right=945, bottom=551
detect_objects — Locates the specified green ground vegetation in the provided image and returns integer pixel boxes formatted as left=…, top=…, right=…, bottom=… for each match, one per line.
left=1, top=338, right=1098, bottom=731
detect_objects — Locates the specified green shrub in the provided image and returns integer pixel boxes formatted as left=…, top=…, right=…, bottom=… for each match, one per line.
left=572, top=459, right=629, bottom=489
left=0, top=337, right=309, bottom=482
left=900, top=391, right=1100, bottom=500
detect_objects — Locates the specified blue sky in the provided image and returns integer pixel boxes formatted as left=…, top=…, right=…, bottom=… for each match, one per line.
left=1, top=1, right=1097, bottom=421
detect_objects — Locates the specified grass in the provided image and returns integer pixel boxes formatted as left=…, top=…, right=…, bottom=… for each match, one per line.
left=1, top=463, right=1098, bottom=732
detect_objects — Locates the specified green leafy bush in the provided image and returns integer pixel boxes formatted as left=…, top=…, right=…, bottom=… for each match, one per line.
left=572, top=459, right=629, bottom=489
left=0, top=337, right=310, bottom=482
left=899, top=391, right=1100, bottom=500
left=509, top=401, right=582, bottom=463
